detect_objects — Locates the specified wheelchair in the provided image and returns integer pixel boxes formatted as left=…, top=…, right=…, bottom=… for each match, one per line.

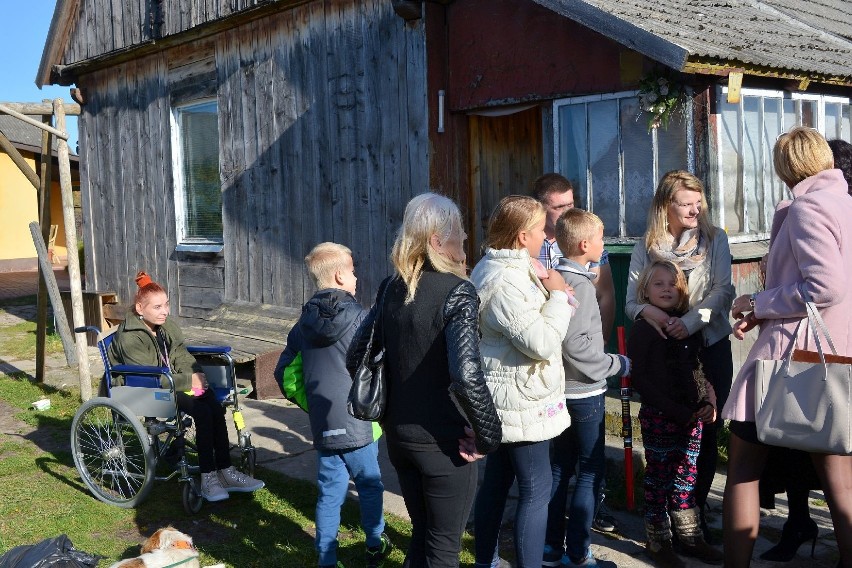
left=70, top=326, right=257, bottom=513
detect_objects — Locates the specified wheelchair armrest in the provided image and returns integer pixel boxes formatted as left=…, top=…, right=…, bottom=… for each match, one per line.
left=74, top=325, right=101, bottom=335
left=187, top=345, right=232, bottom=355
left=111, top=364, right=171, bottom=375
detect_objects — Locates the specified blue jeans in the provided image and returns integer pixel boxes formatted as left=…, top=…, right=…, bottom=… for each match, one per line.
left=545, top=394, right=606, bottom=563
left=316, top=441, right=385, bottom=566
left=474, top=439, right=553, bottom=568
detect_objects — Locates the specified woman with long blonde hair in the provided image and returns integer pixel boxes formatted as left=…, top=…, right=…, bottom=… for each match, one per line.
left=625, top=170, right=734, bottom=549
left=348, top=192, right=502, bottom=567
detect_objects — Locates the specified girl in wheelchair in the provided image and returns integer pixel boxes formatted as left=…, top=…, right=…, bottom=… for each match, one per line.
left=108, top=271, right=264, bottom=502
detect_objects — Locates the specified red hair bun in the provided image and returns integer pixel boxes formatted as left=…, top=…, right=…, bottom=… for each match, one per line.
left=135, top=271, right=153, bottom=288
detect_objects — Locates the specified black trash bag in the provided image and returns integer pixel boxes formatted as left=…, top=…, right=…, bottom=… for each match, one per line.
left=0, top=534, right=102, bottom=568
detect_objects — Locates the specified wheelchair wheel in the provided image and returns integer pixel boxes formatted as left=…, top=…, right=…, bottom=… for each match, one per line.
left=182, top=477, right=204, bottom=514
left=71, top=398, right=155, bottom=508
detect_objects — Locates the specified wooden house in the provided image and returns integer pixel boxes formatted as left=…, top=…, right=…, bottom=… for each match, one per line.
left=38, top=0, right=852, bottom=388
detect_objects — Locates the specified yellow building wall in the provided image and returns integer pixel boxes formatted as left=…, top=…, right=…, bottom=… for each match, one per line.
left=0, top=150, right=68, bottom=265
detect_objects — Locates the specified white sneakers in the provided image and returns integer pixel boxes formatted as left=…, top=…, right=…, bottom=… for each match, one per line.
left=217, top=466, right=265, bottom=493
left=200, top=467, right=264, bottom=501
left=201, top=471, right=229, bottom=502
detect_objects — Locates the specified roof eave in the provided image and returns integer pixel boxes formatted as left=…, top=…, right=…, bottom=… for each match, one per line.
left=682, top=56, right=852, bottom=88
left=37, top=0, right=80, bottom=88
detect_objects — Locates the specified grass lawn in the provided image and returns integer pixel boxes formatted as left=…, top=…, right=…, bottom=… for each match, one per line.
left=0, top=295, right=482, bottom=566
left=0, top=374, right=461, bottom=567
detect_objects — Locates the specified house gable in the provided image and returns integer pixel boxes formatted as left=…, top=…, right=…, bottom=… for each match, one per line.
left=38, top=0, right=314, bottom=87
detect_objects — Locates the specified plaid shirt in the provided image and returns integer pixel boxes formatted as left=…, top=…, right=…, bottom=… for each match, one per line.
left=539, top=239, right=609, bottom=269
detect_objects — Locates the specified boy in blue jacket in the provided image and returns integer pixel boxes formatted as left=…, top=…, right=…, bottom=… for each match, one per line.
left=275, top=242, right=391, bottom=568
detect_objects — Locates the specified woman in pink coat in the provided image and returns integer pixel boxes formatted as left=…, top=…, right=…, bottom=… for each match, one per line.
left=723, top=127, right=852, bottom=567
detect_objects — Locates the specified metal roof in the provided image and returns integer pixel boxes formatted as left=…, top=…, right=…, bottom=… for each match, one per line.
left=533, top=0, right=852, bottom=81
left=763, top=0, right=852, bottom=42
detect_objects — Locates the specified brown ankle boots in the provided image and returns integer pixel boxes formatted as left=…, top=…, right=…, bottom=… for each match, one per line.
left=670, top=508, right=724, bottom=565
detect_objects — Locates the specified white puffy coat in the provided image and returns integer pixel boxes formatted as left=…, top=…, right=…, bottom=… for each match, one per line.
left=470, top=248, right=572, bottom=443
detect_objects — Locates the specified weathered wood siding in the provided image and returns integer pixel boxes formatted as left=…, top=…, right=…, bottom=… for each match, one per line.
left=63, top=0, right=302, bottom=64
left=79, top=53, right=180, bottom=309
left=78, top=0, right=427, bottom=318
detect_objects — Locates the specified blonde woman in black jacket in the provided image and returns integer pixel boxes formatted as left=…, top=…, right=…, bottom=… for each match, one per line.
left=348, top=193, right=502, bottom=567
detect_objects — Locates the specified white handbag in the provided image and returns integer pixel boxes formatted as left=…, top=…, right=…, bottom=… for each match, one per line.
left=754, top=296, right=852, bottom=455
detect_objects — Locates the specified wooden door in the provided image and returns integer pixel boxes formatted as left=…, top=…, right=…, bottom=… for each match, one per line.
left=467, top=106, right=543, bottom=261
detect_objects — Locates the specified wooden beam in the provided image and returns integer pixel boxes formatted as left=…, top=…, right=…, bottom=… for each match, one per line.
left=0, top=102, right=81, bottom=116
left=392, top=0, right=422, bottom=20
left=70, top=88, right=85, bottom=105
left=0, top=104, right=69, bottom=139
left=54, top=98, right=92, bottom=401
left=0, top=132, right=40, bottom=189
left=682, top=59, right=852, bottom=87
left=29, top=222, right=76, bottom=366
left=36, top=109, right=54, bottom=383
left=727, top=71, right=743, bottom=104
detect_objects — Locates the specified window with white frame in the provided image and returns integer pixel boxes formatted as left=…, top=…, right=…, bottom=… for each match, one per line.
left=554, top=91, right=692, bottom=239
left=717, top=88, right=851, bottom=241
left=172, top=100, right=222, bottom=245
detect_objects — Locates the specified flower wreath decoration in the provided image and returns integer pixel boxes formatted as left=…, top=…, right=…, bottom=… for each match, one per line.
left=637, top=70, right=687, bottom=132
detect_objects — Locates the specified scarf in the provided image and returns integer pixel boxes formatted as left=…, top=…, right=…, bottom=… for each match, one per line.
left=649, top=227, right=707, bottom=272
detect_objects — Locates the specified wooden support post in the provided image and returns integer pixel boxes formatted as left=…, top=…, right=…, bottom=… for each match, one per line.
left=36, top=109, right=54, bottom=383
left=29, top=222, right=75, bottom=366
left=0, top=132, right=40, bottom=190
left=54, top=98, right=92, bottom=401
left=0, top=103, right=69, bottom=140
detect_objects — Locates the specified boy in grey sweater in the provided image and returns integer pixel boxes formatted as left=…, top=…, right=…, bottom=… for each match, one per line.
left=543, top=209, right=630, bottom=568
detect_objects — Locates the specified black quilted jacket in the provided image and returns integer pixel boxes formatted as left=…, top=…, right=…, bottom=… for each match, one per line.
left=347, top=270, right=502, bottom=455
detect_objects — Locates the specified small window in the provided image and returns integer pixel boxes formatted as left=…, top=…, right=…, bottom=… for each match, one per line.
left=172, top=100, right=222, bottom=244
left=717, top=88, right=852, bottom=241
left=554, top=91, right=691, bottom=239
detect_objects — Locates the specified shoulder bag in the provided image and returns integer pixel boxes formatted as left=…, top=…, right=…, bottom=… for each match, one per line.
left=347, top=279, right=390, bottom=422
left=754, top=292, right=852, bottom=454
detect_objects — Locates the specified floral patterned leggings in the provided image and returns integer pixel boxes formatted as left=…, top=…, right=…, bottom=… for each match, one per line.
left=639, top=405, right=703, bottom=526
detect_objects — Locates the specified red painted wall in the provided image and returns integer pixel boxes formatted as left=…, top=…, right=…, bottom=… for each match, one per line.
left=445, top=0, right=643, bottom=110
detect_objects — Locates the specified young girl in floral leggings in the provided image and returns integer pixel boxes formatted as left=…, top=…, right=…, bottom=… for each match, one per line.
left=627, top=260, right=722, bottom=567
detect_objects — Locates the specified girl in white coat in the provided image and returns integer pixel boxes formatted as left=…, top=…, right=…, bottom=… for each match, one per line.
left=471, top=195, right=574, bottom=568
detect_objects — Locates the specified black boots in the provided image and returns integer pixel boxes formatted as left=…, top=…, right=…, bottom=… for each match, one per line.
left=759, top=517, right=818, bottom=562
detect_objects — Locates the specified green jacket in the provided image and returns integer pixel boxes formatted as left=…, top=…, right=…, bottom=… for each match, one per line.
left=107, top=315, right=202, bottom=392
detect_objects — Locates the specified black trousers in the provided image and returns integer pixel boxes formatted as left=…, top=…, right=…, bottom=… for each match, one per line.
left=176, top=388, right=231, bottom=474
left=387, top=439, right=477, bottom=568
left=695, top=337, right=733, bottom=508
